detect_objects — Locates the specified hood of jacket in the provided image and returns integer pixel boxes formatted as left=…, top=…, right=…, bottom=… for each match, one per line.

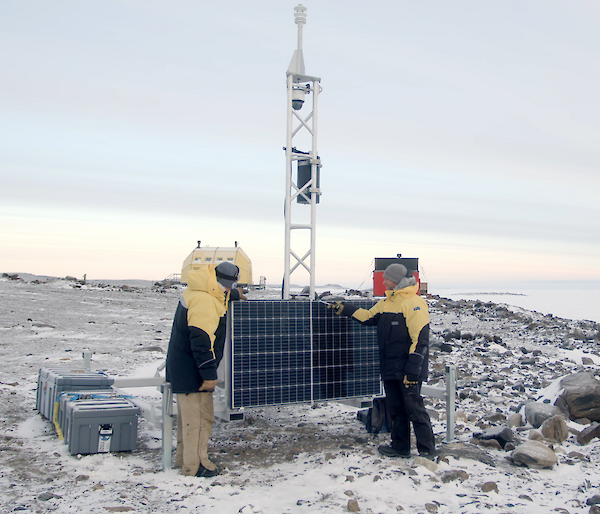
left=182, top=265, right=228, bottom=341
left=183, top=265, right=226, bottom=305
left=393, top=274, right=418, bottom=290
left=385, top=282, right=419, bottom=300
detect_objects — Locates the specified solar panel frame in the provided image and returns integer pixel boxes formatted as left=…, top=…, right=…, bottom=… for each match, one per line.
left=229, top=299, right=382, bottom=409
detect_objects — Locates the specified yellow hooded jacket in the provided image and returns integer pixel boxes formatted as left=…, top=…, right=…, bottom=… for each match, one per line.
left=183, top=265, right=228, bottom=343
left=166, top=265, right=231, bottom=393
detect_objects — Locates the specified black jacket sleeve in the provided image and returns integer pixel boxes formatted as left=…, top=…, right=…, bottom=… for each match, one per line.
left=404, top=324, right=430, bottom=380
left=190, top=326, right=218, bottom=381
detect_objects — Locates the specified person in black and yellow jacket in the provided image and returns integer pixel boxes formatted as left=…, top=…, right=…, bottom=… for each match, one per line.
left=166, top=261, right=243, bottom=477
left=331, top=263, right=436, bottom=459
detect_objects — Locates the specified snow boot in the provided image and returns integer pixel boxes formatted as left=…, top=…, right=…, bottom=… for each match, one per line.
left=378, top=445, right=411, bottom=458
left=196, top=463, right=220, bottom=478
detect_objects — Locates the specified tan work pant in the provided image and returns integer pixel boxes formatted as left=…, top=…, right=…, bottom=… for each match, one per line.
left=175, top=392, right=216, bottom=476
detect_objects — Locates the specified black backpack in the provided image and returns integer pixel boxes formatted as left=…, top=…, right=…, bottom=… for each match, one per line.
left=361, top=397, right=392, bottom=434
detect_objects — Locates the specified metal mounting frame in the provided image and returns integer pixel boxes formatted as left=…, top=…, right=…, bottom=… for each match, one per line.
left=80, top=348, right=456, bottom=471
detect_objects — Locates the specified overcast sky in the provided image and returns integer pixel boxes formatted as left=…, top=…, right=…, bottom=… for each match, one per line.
left=1, top=0, right=599, bottom=290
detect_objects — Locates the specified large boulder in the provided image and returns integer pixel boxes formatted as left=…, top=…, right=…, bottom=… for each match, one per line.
left=540, top=415, right=569, bottom=443
left=473, top=426, right=513, bottom=449
left=507, top=412, right=523, bottom=428
left=577, top=422, right=600, bottom=445
left=441, top=470, right=469, bottom=483
left=524, top=401, right=564, bottom=428
left=555, top=373, right=600, bottom=422
left=438, top=442, right=495, bottom=466
left=509, top=440, right=557, bottom=468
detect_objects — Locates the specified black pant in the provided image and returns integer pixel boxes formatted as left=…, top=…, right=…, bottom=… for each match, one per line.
left=384, top=379, right=435, bottom=455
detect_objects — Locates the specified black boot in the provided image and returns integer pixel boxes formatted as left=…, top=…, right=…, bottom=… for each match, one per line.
left=378, top=445, right=411, bottom=458
left=196, top=463, right=220, bottom=478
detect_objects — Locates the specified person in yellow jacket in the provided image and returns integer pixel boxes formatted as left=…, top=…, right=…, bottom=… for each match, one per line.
left=332, top=263, right=436, bottom=458
left=166, top=262, right=242, bottom=477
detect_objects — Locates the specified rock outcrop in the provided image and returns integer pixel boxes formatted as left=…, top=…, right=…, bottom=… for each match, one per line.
left=509, top=440, right=557, bottom=468
left=555, top=373, right=600, bottom=422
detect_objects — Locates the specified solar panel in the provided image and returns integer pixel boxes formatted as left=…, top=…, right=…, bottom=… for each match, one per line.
left=230, top=299, right=381, bottom=408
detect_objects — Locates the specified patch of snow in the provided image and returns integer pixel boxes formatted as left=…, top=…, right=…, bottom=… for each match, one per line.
left=2, top=278, right=600, bottom=513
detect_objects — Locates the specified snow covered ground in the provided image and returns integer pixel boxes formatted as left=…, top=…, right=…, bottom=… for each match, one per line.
left=1, top=275, right=600, bottom=513
left=433, top=288, right=600, bottom=324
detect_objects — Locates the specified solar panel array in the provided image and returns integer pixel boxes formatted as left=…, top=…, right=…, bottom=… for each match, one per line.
left=230, top=299, right=381, bottom=408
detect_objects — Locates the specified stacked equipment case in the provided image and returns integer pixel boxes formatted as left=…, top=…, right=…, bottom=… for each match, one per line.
left=63, top=398, right=139, bottom=455
left=36, top=368, right=114, bottom=420
left=36, top=367, right=139, bottom=455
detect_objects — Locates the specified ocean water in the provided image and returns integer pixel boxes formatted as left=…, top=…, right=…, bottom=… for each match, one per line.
left=432, top=288, right=600, bottom=323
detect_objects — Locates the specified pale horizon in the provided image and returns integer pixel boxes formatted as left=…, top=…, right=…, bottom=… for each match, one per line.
left=2, top=1, right=599, bottom=290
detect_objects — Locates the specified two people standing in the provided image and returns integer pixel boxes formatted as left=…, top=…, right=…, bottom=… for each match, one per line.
left=167, top=260, right=435, bottom=477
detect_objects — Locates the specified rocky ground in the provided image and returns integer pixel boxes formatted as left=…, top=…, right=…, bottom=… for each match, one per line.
left=1, top=276, right=600, bottom=513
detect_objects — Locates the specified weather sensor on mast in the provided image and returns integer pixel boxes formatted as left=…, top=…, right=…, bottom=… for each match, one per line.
left=283, top=4, right=322, bottom=300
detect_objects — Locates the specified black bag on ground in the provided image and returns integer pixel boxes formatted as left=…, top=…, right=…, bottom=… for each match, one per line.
left=358, top=397, right=392, bottom=434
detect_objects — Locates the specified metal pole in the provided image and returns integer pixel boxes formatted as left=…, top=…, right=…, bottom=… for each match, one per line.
left=309, top=81, right=319, bottom=299
left=284, top=73, right=294, bottom=300
left=82, top=349, right=92, bottom=369
left=420, top=365, right=457, bottom=442
left=161, top=382, right=173, bottom=471
left=309, top=299, right=314, bottom=404
left=445, top=365, right=456, bottom=442
left=297, top=6, right=304, bottom=48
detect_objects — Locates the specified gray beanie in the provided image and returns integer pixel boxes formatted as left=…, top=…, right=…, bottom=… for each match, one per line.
left=383, top=264, right=408, bottom=284
left=383, top=263, right=417, bottom=290
left=215, top=262, right=239, bottom=289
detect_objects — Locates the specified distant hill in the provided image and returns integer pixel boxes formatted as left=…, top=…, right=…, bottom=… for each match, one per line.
left=2, top=273, right=158, bottom=288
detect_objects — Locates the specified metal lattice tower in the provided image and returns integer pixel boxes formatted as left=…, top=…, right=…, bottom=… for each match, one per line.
left=284, top=4, right=322, bottom=300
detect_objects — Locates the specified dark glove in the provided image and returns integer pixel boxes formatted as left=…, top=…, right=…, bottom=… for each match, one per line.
left=403, top=374, right=419, bottom=387
left=327, top=301, right=344, bottom=315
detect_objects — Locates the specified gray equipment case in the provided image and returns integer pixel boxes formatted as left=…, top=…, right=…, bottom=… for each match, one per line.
left=36, top=368, right=114, bottom=420
left=57, top=390, right=130, bottom=437
left=64, top=398, right=139, bottom=455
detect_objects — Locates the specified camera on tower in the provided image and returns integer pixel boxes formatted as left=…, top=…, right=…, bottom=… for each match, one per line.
left=292, top=84, right=310, bottom=110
